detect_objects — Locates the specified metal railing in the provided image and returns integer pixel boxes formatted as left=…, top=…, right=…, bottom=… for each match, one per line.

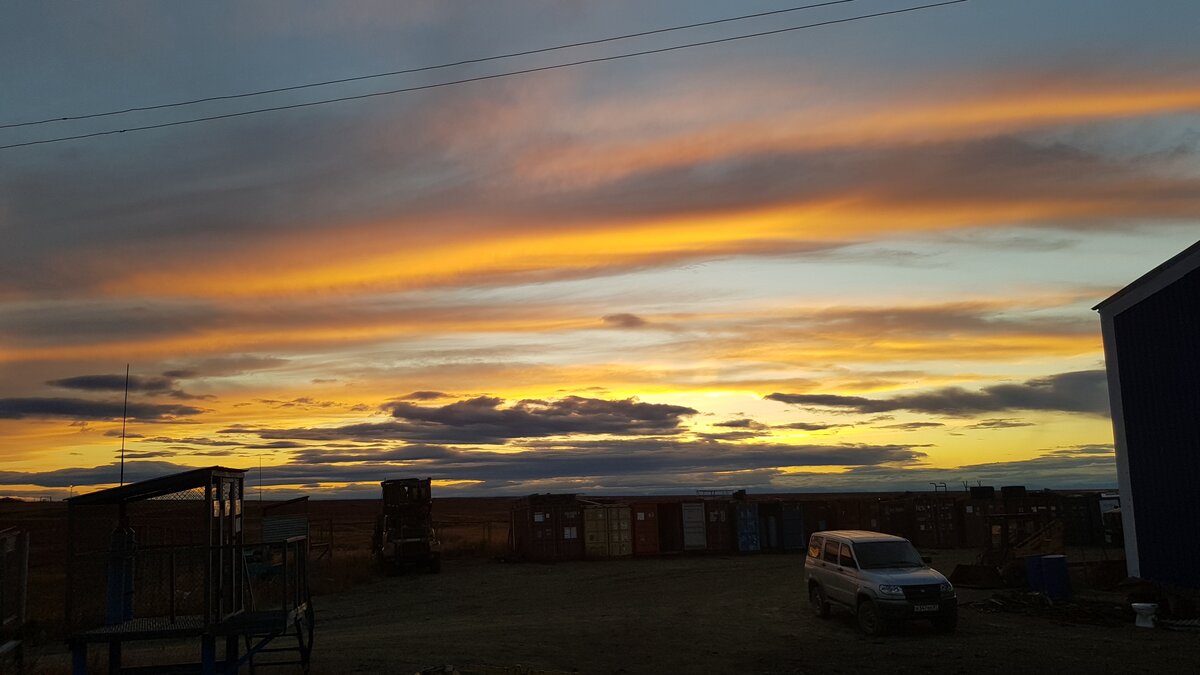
left=66, top=536, right=310, bottom=637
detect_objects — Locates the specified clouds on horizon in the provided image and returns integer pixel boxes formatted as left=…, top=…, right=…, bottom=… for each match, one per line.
left=768, top=370, right=1109, bottom=417
left=0, top=435, right=925, bottom=490
left=0, top=397, right=205, bottom=421
left=243, top=395, right=699, bottom=445
left=0, top=441, right=1115, bottom=495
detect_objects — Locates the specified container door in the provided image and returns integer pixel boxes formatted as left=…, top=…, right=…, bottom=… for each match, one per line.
left=584, top=506, right=609, bottom=558
left=632, top=504, right=660, bottom=555
left=609, top=505, right=632, bottom=557
left=658, top=503, right=684, bottom=553
left=682, top=503, right=707, bottom=550
left=736, top=503, right=760, bottom=552
left=781, top=504, right=806, bottom=551
left=558, top=506, right=584, bottom=560
left=705, top=501, right=732, bottom=552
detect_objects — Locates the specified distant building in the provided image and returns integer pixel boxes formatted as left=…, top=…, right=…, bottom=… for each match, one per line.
left=1095, top=240, right=1200, bottom=589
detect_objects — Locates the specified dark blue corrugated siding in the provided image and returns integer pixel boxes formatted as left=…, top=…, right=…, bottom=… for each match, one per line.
left=735, top=503, right=760, bottom=552
left=1114, top=265, right=1200, bottom=590
left=781, top=504, right=806, bottom=551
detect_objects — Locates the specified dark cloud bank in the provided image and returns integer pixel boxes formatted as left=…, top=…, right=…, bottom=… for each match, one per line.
left=247, top=395, right=699, bottom=445
left=0, top=397, right=203, bottom=421
left=768, top=370, right=1109, bottom=417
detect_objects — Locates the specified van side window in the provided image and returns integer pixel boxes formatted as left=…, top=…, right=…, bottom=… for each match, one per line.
left=839, top=542, right=856, bottom=568
left=823, top=539, right=840, bottom=564
left=807, top=536, right=823, bottom=558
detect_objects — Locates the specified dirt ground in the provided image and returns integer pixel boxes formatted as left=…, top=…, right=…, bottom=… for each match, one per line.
left=302, top=555, right=1198, bottom=675
left=15, top=549, right=1199, bottom=674
left=9, top=499, right=1196, bottom=674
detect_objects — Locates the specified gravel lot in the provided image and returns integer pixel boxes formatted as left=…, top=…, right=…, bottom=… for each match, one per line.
left=306, top=555, right=1198, bottom=675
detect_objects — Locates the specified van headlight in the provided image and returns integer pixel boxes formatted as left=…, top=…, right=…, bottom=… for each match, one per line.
left=878, top=584, right=905, bottom=597
left=940, top=582, right=954, bottom=596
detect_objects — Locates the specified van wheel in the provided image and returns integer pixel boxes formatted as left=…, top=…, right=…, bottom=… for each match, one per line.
left=810, top=585, right=831, bottom=618
left=857, top=600, right=888, bottom=636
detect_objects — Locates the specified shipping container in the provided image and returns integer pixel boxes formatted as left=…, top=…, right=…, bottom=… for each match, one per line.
left=758, top=502, right=782, bottom=551
left=630, top=503, right=660, bottom=556
left=682, top=502, right=707, bottom=551
left=583, top=503, right=633, bottom=558
left=962, top=494, right=995, bottom=548
left=803, top=499, right=831, bottom=536
left=1061, top=493, right=1103, bottom=546
left=878, top=497, right=915, bottom=540
left=780, top=503, right=806, bottom=551
left=911, top=495, right=963, bottom=549
left=510, top=494, right=585, bottom=561
left=831, top=499, right=865, bottom=531
left=735, top=502, right=760, bottom=552
left=969, top=485, right=996, bottom=500
left=657, top=502, right=684, bottom=553
left=704, top=500, right=733, bottom=552
left=829, top=498, right=881, bottom=531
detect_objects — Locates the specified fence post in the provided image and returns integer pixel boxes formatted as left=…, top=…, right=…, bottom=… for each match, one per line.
left=169, top=549, right=176, bottom=623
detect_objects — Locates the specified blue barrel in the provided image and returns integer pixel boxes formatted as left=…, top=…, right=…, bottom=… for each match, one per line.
left=1040, top=554, right=1071, bottom=600
left=1024, top=554, right=1046, bottom=594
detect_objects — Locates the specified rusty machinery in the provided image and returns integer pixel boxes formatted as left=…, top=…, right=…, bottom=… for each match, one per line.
left=950, top=512, right=1065, bottom=588
left=373, top=478, right=442, bottom=573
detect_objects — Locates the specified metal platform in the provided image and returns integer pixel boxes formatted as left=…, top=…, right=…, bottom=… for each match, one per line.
left=76, top=615, right=207, bottom=640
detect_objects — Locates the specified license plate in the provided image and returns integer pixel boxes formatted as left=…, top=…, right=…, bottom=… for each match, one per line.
left=913, top=603, right=939, bottom=612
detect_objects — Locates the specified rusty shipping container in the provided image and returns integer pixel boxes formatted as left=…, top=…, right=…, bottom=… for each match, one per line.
left=830, top=498, right=881, bottom=531
left=630, top=502, right=660, bottom=556
left=803, top=499, right=832, bottom=536
left=704, top=500, right=733, bottom=552
left=962, top=493, right=995, bottom=548
left=510, top=494, right=585, bottom=561
left=584, top=503, right=632, bottom=558
left=911, top=495, right=963, bottom=549
left=1062, top=493, right=1103, bottom=545
left=878, top=497, right=916, bottom=540
left=681, top=502, right=707, bottom=551
left=657, top=502, right=684, bottom=553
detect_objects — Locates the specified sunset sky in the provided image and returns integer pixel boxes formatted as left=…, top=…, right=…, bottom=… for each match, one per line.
left=2, top=0, right=1198, bottom=498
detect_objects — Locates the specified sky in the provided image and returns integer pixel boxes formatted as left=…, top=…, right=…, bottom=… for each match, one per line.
left=2, top=0, right=1198, bottom=499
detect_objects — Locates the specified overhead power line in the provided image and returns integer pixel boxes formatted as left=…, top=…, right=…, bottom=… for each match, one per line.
left=0, top=0, right=856, bottom=130
left=0, top=1, right=968, bottom=152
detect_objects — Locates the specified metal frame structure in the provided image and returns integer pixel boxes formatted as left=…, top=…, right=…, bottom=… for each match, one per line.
left=66, top=466, right=313, bottom=674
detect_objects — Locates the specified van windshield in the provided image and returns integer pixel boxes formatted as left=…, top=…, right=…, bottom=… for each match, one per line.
left=853, top=541, right=925, bottom=569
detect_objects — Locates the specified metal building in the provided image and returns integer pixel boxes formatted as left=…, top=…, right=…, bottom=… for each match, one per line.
left=1095, top=239, right=1200, bottom=589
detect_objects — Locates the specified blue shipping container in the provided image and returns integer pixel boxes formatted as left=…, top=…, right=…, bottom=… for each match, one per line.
left=736, top=502, right=760, bottom=552
left=781, top=504, right=806, bottom=551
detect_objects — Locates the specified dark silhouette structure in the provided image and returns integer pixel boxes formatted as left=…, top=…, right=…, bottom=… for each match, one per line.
left=0, top=527, right=29, bottom=668
left=373, top=478, right=441, bottom=572
left=66, top=466, right=313, bottom=673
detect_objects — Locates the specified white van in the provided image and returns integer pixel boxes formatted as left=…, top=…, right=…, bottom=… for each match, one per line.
left=804, top=530, right=957, bottom=635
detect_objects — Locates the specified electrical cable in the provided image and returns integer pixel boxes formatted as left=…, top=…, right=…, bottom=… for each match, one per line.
left=0, top=0, right=856, bottom=130
left=0, top=1, right=968, bottom=151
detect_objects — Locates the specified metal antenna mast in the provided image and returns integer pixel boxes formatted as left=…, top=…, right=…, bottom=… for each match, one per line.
left=120, top=364, right=129, bottom=486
